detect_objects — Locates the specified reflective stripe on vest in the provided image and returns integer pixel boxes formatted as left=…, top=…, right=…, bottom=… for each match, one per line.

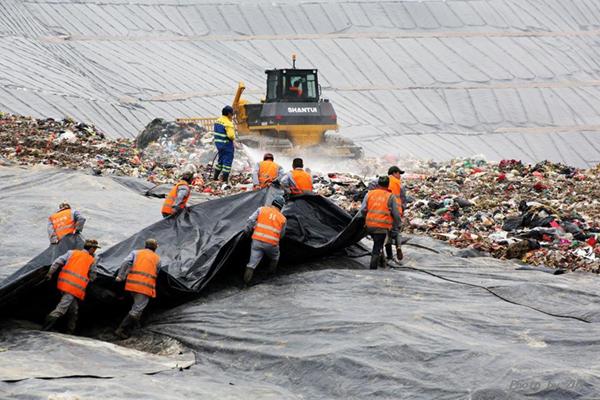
left=161, top=180, right=191, bottom=215
left=49, top=209, right=76, bottom=241
left=214, top=117, right=232, bottom=144
left=388, top=175, right=403, bottom=217
left=258, top=161, right=279, bottom=188
left=252, top=206, right=287, bottom=246
left=365, top=189, right=393, bottom=230
left=125, top=249, right=160, bottom=298
left=56, top=250, right=94, bottom=300
left=290, top=169, right=313, bottom=194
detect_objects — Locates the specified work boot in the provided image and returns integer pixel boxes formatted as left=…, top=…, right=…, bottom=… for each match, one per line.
left=243, top=267, right=254, bottom=286
left=222, top=172, right=230, bottom=183
left=369, top=254, right=379, bottom=270
left=212, top=169, right=220, bottom=181
left=65, top=314, right=78, bottom=335
left=115, top=314, right=137, bottom=339
left=396, top=245, right=403, bottom=261
left=42, top=314, right=59, bottom=331
left=385, top=243, right=393, bottom=260
left=267, top=261, right=278, bottom=275
left=379, top=254, right=387, bottom=269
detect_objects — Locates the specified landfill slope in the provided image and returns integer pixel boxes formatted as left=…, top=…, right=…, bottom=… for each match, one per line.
left=1, top=0, right=600, bottom=166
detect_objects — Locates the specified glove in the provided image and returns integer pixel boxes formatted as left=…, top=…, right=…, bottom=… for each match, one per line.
left=115, top=276, right=123, bottom=282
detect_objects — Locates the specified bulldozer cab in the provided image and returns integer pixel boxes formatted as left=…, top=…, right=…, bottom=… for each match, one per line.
left=265, top=69, right=320, bottom=103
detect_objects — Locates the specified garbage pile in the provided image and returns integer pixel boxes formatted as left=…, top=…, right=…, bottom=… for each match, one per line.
left=312, top=159, right=600, bottom=271
left=399, top=159, right=600, bottom=272
left=0, top=113, right=254, bottom=195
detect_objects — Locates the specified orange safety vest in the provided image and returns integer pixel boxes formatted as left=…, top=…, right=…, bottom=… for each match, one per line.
left=388, top=175, right=403, bottom=217
left=125, top=249, right=160, bottom=298
left=161, top=180, right=191, bottom=215
left=290, top=169, right=313, bottom=194
left=365, top=188, right=393, bottom=230
left=258, top=160, right=279, bottom=188
left=49, top=209, right=76, bottom=241
left=57, top=250, right=95, bottom=300
left=252, top=206, right=287, bottom=246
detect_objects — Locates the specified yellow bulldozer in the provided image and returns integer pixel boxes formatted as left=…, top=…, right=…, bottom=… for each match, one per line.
left=177, top=56, right=362, bottom=158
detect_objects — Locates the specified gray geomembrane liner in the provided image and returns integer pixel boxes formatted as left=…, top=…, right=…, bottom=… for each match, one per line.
left=0, top=0, right=599, bottom=166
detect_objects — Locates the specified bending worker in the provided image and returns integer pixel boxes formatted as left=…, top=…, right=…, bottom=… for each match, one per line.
left=161, top=172, right=193, bottom=218
left=48, top=202, right=86, bottom=244
left=114, top=238, right=161, bottom=339
left=213, top=105, right=236, bottom=182
left=252, top=153, right=284, bottom=190
left=281, top=158, right=313, bottom=195
left=243, top=195, right=287, bottom=285
left=386, top=166, right=406, bottom=261
left=360, top=176, right=401, bottom=269
left=43, top=239, right=100, bottom=333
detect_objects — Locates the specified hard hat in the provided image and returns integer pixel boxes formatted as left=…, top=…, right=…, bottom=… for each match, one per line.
left=271, top=195, right=286, bottom=209
left=59, top=202, right=71, bottom=210
left=83, top=239, right=101, bottom=249
left=145, top=238, right=158, bottom=250
left=377, top=175, right=390, bottom=188
left=222, top=105, right=234, bottom=116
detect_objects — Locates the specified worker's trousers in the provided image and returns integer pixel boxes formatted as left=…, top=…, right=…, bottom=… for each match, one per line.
left=127, top=293, right=151, bottom=319
left=215, top=142, right=234, bottom=175
left=246, top=239, right=280, bottom=270
left=370, top=233, right=387, bottom=256
left=49, top=293, right=79, bottom=325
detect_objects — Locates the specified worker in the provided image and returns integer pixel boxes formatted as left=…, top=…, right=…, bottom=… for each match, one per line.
left=288, top=80, right=303, bottom=97
left=281, top=158, right=313, bottom=195
left=47, top=202, right=86, bottom=244
left=386, top=166, right=406, bottom=261
left=213, top=105, right=236, bottom=182
left=360, top=176, right=401, bottom=270
left=43, top=239, right=100, bottom=333
left=243, top=195, right=287, bottom=285
left=114, top=238, right=161, bottom=339
left=161, top=172, right=193, bottom=218
left=252, top=153, right=284, bottom=189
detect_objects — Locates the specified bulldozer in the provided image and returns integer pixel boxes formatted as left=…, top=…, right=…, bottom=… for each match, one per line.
left=177, top=55, right=362, bottom=158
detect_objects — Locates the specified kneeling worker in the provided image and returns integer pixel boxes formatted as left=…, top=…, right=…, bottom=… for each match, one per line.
left=114, top=238, right=161, bottom=339
left=48, top=202, right=86, bottom=244
left=43, top=239, right=100, bottom=333
left=161, top=172, right=193, bottom=218
left=252, top=153, right=284, bottom=189
left=281, top=158, right=313, bottom=195
left=243, top=195, right=287, bottom=285
left=360, top=176, right=401, bottom=269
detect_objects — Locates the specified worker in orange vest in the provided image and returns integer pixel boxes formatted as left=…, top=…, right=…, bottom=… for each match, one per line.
left=243, top=195, right=287, bottom=285
left=281, top=158, right=313, bottom=195
left=161, top=172, right=193, bottom=218
left=114, top=238, right=161, bottom=339
left=43, top=239, right=100, bottom=333
left=47, top=202, right=86, bottom=244
left=386, top=166, right=406, bottom=261
left=252, top=153, right=284, bottom=190
left=359, top=176, right=401, bottom=269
